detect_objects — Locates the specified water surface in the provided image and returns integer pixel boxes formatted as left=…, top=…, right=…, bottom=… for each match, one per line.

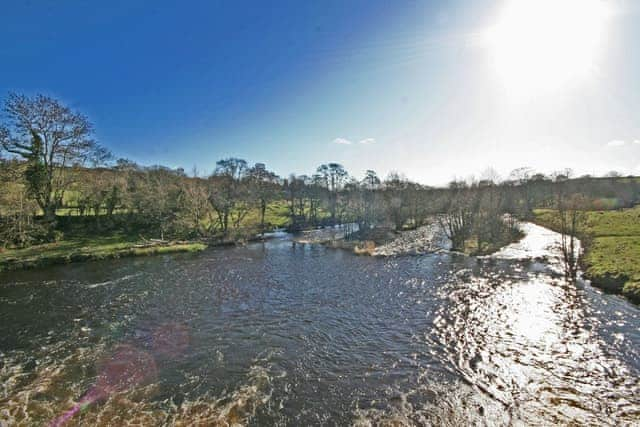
left=1, top=225, right=639, bottom=425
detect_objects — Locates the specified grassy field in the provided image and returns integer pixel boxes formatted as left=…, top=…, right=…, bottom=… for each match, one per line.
left=238, top=201, right=291, bottom=229
left=534, top=206, right=640, bottom=303
left=0, top=235, right=206, bottom=273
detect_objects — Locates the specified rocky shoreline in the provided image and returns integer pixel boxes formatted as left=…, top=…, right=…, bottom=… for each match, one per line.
left=371, top=222, right=450, bottom=256
left=294, top=220, right=451, bottom=257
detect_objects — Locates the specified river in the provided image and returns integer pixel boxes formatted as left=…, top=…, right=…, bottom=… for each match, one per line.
left=1, top=224, right=639, bottom=426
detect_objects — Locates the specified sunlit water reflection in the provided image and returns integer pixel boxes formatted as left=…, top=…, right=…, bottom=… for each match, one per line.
left=0, top=224, right=639, bottom=425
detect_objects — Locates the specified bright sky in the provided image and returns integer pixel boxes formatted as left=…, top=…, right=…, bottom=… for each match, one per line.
left=1, top=0, right=639, bottom=185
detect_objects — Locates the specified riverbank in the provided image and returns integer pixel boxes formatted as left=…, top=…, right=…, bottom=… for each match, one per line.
left=308, top=219, right=524, bottom=257
left=0, top=236, right=207, bottom=273
left=534, top=206, right=640, bottom=303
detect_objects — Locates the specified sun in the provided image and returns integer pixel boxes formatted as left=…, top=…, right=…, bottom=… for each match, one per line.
left=485, top=0, right=610, bottom=97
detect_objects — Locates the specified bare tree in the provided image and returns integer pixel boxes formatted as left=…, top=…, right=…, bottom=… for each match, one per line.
left=383, top=172, right=410, bottom=231
left=306, top=174, right=325, bottom=226
left=284, top=174, right=307, bottom=231
left=0, top=93, right=106, bottom=224
left=555, top=182, right=587, bottom=281
left=509, top=167, right=537, bottom=219
left=361, top=170, right=381, bottom=229
left=176, top=176, right=209, bottom=237
left=208, top=158, right=249, bottom=234
left=438, top=181, right=478, bottom=251
left=126, top=167, right=182, bottom=240
left=316, top=163, right=349, bottom=224
left=248, top=163, right=280, bottom=237
left=0, top=159, right=40, bottom=247
left=474, top=175, right=506, bottom=252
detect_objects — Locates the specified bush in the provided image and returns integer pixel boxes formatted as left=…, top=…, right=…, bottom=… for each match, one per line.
left=623, top=281, right=640, bottom=304
left=0, top=216, right=51, bottom=248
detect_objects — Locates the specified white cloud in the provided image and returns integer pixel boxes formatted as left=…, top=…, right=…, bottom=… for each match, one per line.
left=607, top=140, right=626, bottom=147
left=634, top=140, right=640, bottom=145
left=333, top=137, right=376, bottom=146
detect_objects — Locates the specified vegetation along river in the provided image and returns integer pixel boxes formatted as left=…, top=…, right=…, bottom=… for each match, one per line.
left=1, top=224, right=639, bottom=425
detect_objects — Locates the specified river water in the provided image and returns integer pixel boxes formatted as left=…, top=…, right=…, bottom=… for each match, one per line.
left=1, top=224, right=639, bottom=426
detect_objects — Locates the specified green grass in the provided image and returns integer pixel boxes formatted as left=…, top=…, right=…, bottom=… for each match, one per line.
left=239, top=201, right=291, bottom=228
left=535, top=206, right=640, bottom=237
left=583, top=208, right=640, bottom=237
left=199, top=200, right=330, bottom=231
left=0, top=235, right=206, bottom=273
left=534, top=205, right=640, bottom=303
left=55, top=207, right=129, bottom=216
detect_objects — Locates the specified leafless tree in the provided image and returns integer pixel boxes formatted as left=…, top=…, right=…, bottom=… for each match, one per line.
left=316, top=163, right=349, bottom=224
left=0, top=93, right=106, bottom=223
left=208, top=158, right=250, bottom=234
left=438, top=181, right=478, bottom=251
left=554, top=182, right=587, bottom=281
left=176, top=176, right=209, bottom=237
left=248, top=163, right=280, bottom=236
left=0, top=159, right=40, bottom=247
left=361, top=170, right=381, bottom=228
left=509, top=167, right=537, bottom=218
left=284, top=174, right=308, bottom=230
left=383, top=172, right=410, bottom=231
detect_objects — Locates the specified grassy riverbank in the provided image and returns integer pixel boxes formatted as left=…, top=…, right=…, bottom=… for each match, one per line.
left=0, top=235, right=206, bottom=273
left=534, top=206, right=640, bottom=303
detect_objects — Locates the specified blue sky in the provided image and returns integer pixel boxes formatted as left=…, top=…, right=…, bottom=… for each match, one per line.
left=2, top=0, right=639, bottom=184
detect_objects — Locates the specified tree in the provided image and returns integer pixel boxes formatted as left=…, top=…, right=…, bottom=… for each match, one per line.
left=316, top=163, right=349, bottom=224
left=0, top=93, right=106, bottom=224
left=383, top=172, right=411, bottom=231
left=342, top=178, right=365, bottom=232
left=508, top=167, right=536, bottom=219
left=72, top=168, right=123, bottom=221
left=130, top=167, right=181, bottom=240
left=306, top=174, right=326, bottom=226
left=404, top=181, right=425, bottom=229
left=474, top=178, right=506, bottom=252
left=208, top=158, right=250, bottom=234
left=438, top=181, right=478, bottom=251
left=248, top=163, right=280, bottom=236
left=284, top=174, right=307, bottom=231
left=176, top=176, right=209, bottom=237
left=554, top=178, right=588, bottom=281
left=0, top=158, right=41, bottom=247
left=361, top=170, right=381, bottom=228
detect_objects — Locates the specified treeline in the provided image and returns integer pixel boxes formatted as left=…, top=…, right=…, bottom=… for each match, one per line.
left=1, top=93, right=639, bottom=251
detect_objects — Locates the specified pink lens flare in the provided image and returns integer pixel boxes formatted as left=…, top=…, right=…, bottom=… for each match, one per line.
left=49, top=344, right=157, bottom=426
left=151, top=322, right=190, bottom=359
left=95, top=344, right=158, bottom=395
left=49, top=322, right=190, bottom=426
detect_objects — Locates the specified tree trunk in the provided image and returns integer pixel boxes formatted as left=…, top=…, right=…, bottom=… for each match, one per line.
left=260, top=199, right=266, bottom=237
left=43, top=204, right=56, bottom=223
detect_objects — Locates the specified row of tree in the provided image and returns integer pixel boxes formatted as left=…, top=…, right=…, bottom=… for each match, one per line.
left=2, top=94, right=639, bottom=255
